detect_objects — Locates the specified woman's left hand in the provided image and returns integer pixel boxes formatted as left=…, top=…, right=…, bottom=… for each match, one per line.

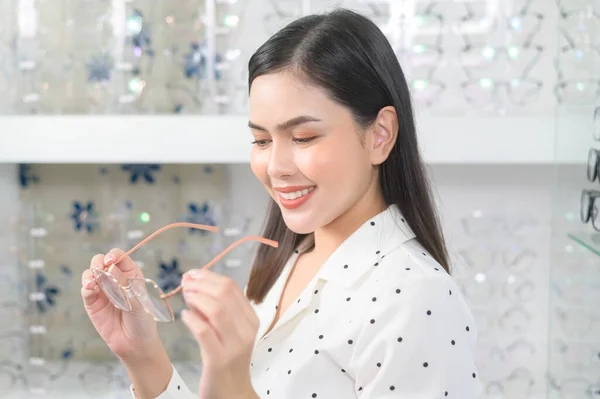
left=181, top=268, right=260, bottom=399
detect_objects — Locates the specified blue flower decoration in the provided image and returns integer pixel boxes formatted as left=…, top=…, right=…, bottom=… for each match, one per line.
left=18, top=164, right=40, bottom=188
left=61, top=346, right=74, bottom=360
left=60, top=264, right=72, bottom=277
left=157, top=258, right=183, bottom=292
left=86, top=54, right=112, bottom=83
left=185, top=202, right=218, bottom=235
left=35, top=272, right=60, bottom=314
left=70, top=201, right=97, bottom=233
left=183, top=43, right=222, bottom=80
left=128, top=9, right=154, bottom=57
left=121, top=164, right=161, bottom=184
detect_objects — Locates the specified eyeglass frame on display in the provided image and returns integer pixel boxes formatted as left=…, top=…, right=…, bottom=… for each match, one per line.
left=594, top=106, right=600, bottom=141
left=547, top=374, right=600, bottom=398
left=0, top=359, right=27, bottom=394
left=580, top=189, right=600, bottom=231
left=456, top=0, right=544, bottom=47
left=91, top=222, right=278, bottom=323
left=558, top=9, right=600, bottom=47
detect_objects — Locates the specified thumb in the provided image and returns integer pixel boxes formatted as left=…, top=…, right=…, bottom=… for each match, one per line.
left=107, top=265, right=148, bottom=316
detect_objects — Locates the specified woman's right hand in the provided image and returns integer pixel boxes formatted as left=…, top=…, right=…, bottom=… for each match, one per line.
left=81, top=249, right=176, bottom=398
left=80, top=249, right=161, bottom=361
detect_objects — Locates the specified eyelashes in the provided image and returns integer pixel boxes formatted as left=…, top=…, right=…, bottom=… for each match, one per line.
left=251, top=136, right=318, bottom=148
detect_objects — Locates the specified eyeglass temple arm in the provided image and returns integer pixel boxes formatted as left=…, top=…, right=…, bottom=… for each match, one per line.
left=162, top=235, right=279, bottom=299
left=107, top=222, right=220, bottom=268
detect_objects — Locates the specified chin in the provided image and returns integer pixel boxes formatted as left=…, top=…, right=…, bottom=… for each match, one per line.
left=279, top=208, right=320, bottom=235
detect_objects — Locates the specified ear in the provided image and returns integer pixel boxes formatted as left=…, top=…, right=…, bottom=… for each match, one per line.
left=369, top=106, right=398, bottom=165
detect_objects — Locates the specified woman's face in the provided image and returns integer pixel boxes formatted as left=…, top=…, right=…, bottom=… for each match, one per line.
left=248, top=72, right=378, bottom=234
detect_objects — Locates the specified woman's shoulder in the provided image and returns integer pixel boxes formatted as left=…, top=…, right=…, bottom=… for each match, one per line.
left=362, top=238, right=473, bottom=318
left=371, top=238, right=453, bottom=282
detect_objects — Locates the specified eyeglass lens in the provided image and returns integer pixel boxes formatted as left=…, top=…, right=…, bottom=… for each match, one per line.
left=91, top=268, right=130, bottom=312
left=129, top=278, right=173, bottom=323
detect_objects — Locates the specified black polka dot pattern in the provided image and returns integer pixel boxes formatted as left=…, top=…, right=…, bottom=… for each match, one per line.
left=229, top=207, right=480, bottom=399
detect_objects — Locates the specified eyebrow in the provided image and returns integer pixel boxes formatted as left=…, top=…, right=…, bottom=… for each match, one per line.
left=248, top=115, right=322, bottom=133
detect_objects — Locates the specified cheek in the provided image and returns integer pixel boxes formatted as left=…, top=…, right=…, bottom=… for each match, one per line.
left=296, top=141, right=364, bottom=186
left=250, top=149, right=275, bottom=199
left=250, top=149, right=267, bottom=182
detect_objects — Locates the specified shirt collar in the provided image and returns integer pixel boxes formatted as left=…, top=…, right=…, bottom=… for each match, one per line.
left=301, top=204, right=416, bottom=288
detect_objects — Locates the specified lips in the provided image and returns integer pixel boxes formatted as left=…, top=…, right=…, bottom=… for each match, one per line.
left=274, top=186, right=316, bottom=210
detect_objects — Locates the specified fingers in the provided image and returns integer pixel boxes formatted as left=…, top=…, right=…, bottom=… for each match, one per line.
left=181, top=309, right=223, bottom=360
left=183, top=270, right=258, bottom=327
left=183, top=289, right=233, bottom=343
left=182, top=270, right=259, bottom=345
left=81, top=256, right=105, bottom=309
left=86, top=254, right=105, bottom=281
left=104, top=248, right=143, bottom=279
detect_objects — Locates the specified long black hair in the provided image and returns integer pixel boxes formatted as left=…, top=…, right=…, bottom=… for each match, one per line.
left=246, top=8, right=449, bottom=303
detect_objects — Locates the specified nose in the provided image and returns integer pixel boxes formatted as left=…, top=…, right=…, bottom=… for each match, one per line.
left=267, top=139, right=295, bottom=179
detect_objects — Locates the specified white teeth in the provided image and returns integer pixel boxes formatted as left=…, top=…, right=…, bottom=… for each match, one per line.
left=279, top=187, right=314, bottom=200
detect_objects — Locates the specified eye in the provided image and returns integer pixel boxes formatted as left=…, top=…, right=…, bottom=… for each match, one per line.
left=293, top=137, right=317, bottom=144
left=251, top=139, right=271, bottom=148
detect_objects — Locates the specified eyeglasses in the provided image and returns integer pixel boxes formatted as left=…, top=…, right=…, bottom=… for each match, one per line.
left=548, top=375, right=600, bottom=398
left=588, top=149, right=600, bottom=182
left=0, top=360, right=26, bottom=395
left=485, top=368, right=535, bottom=398
left=580, top=190, right=600, bottom=231
left=553, top=340, right=600, bottom=370
left=91, top=222, right=279, bottom=322
left=454, top=0, right=544, bottom=46
left=594, top=106, right=600, bottom=140
left=459, top=44, right=544, bottom=80
left=461, top=77, right=543, bottom=106
left=408, top=78, right=446, bottom=108
left=559, top=9, right=600, bottom=46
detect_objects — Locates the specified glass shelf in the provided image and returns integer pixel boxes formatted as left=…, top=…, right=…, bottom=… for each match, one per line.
left=568, top=230, right=600, bottom=257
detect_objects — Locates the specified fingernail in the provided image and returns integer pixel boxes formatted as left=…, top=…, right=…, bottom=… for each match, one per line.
left=85, top=279, right=96, bottom=290
left=104, top=255, right=114, bottom=266
left=180, top=310, right=189, bottom=321
left=189, top=269, right=205, bottom=279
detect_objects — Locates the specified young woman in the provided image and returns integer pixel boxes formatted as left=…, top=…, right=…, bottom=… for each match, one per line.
left=81, top=9, right=480, bottom=399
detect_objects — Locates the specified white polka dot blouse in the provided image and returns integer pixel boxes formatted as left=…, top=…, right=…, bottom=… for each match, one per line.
left=132, top=204, right=482, bottom=398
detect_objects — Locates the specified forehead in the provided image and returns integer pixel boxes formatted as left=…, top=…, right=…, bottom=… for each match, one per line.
left=248, top=72, right=344, bottom=123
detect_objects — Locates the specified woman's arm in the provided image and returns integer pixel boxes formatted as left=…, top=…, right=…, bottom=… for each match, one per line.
left=123, top=344, right=174, bottom=398
left=128, top=361, right=197, bottom=398
left=349, top=274, right=482, bottom=398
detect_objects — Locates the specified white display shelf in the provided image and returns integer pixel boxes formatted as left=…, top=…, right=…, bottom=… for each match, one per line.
left=0, top=115, right=588, bottom=164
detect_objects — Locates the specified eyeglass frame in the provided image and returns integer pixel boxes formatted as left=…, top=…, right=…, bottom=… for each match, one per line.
left=581, top=189, right=600, bottom=231
left=91, top=222, right=279, bottom=322
left=595, top=106, right=600, bottom=140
